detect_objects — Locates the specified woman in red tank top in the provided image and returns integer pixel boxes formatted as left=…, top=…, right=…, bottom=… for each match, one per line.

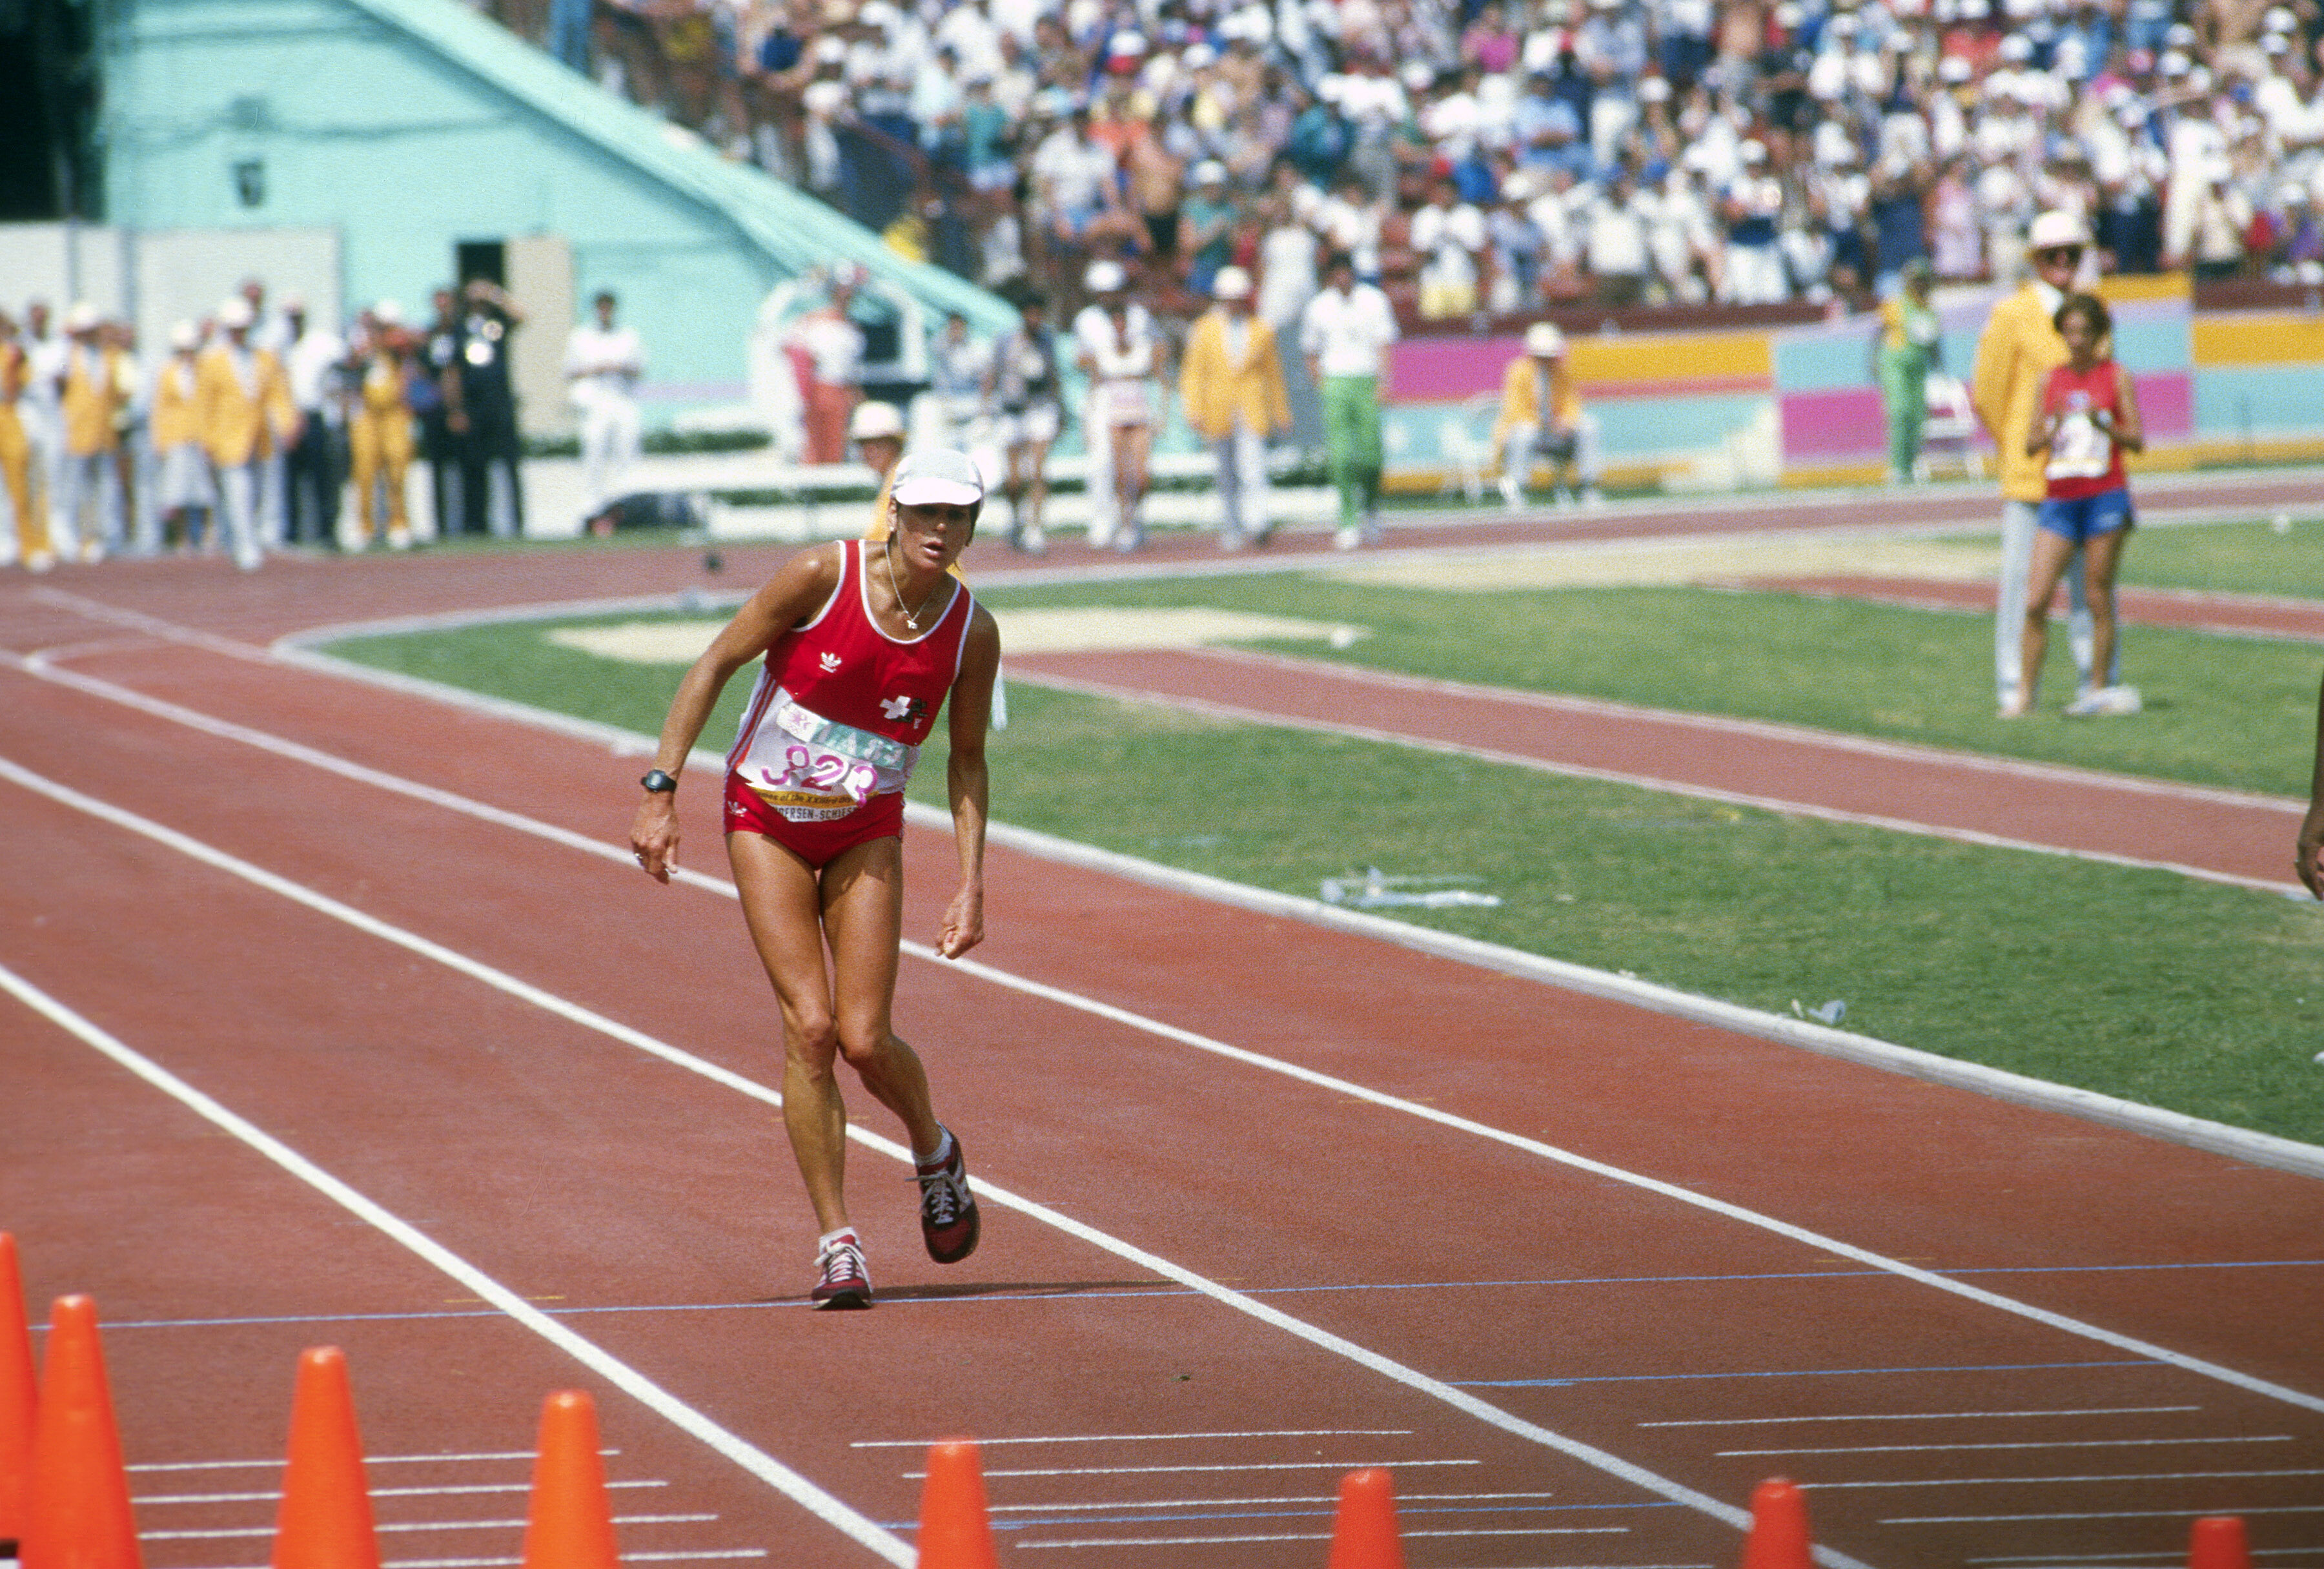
left=629, top=449, right=1002, bottom=1309
left=2012, top=292, right=2143, bottom=719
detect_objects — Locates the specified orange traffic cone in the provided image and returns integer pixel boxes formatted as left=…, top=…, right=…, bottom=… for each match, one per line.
left=19, top=1295, right=141, bottom=1569
left=1325, top=1468, right=1404, bottom=1569
left=0, top=1235, right=36, bottom=1548
left=913, top=1439, right=997, bottom=1569
left=272, top=1347, right=378, bottom=1569
left=522, top=1391, right=620, bottom=1569
left=2188, top=1516, right=2251, bottom=1569
left=1739, top=1477, right=1814, bottom=1569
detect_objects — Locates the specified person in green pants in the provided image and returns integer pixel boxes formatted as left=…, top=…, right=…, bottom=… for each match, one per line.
left=1300, top=252, right=1399, bottom=548
left=1874, top=259, right=1941, bottom=484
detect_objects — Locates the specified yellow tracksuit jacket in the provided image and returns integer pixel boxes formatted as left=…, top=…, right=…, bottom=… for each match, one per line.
left=1178, top=310, right=1290, bottom=441
left=1972, top=284, right=2068, bottom=504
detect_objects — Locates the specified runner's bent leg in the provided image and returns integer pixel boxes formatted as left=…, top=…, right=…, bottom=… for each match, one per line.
left=728, top=828, right=853, bottom=1233
left=820, top=835, right=945, bottom=1161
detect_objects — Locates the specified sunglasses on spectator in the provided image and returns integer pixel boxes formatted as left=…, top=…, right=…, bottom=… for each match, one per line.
left=2034, top=245, right=2084, bottom=264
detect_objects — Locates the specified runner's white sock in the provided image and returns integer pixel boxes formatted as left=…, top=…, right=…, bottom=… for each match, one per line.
left=819, top=1226, right=860, bottom=1251
left=917, top=1127, right=954, bottom=1171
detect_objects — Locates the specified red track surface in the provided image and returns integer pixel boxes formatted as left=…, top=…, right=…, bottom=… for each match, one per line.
left=1001, top=647, right=2299, bottom=892
left=3, top=507, right=2321, bottom=1569
left=1728, top=577, right=2324, bottom=643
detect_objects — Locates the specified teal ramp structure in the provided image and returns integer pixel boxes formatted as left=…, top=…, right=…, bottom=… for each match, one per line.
left=101, top=0, right=1013, bottom=427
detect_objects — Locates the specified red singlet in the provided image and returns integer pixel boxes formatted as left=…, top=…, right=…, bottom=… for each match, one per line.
left=2039, top=358, right=2129, bottom=500
left=722, top=538, right=975, bottom=865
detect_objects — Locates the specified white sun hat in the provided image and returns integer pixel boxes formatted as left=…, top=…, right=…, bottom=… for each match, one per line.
left=890, top=448, right=986, bottom=508
left=1212, top=265, right=1252, bottom=298
left=1084, top=258, right=1128, bottom=292
left=849, top=400, right=906, bottom=441
left=1524, top=320, right=1566, bottom=357
left=2027, top=209, right=2090, bottom=249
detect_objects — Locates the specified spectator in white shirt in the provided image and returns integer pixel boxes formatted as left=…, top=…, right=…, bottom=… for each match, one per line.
left=1585, top=167, right=1655, bottom=305
left=1299, top=250, right=1398, bottom=549
left=1411, top=176, right=1489, bottom=318
left=280, top=296, right=345, bottom=548
left=565, top=291, right=647, bottom=526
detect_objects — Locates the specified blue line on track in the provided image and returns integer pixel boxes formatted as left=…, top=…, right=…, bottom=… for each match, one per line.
left=76, top=1259, right=2323, bottom=1333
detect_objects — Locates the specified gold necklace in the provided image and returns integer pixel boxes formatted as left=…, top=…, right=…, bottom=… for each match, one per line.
left=883, top=535, right=943, bottom=630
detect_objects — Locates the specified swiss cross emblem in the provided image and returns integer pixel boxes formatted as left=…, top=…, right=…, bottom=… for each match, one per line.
left=881, top=694, right=923, bottom=723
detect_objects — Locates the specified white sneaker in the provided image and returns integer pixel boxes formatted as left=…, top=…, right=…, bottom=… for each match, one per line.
left=2088, top=684, right=2143, bottom=716
left=1499, top=481, right=1522, bottom=509
left=80, top=539, right=106, bottom=565
left=1334, top=525, right=1361, bottom=550
left=24, top=549, right=55, bottom=574
left=1581, top=486, right=1605, bottom=509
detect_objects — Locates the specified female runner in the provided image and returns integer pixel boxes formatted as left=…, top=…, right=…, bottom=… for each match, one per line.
left=630, top=448, right=1002, bottom=1308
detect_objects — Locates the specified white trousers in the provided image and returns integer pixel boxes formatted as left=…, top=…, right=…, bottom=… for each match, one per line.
left=1997, top=498, right=2116, bottom=702
left=216, top=462, right=265, bottom=571
left=580, top=397, right=642, bottom=513
left=57, top=451, right=125, bottom=555
left=1081, top=388, right=1117, bottom=546
left=258, top=450, right=288, bottom=546
left=1503, top=412, right=1602, bottom=497
left=23, top=410, right=65, bottom=550
left=1210, top=423, right=1270, bottom=542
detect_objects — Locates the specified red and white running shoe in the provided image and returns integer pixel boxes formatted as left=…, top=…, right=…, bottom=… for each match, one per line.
left=811, top=1232, right=872, bottom=1309
left=916, top=1131, right=981, bottom=1264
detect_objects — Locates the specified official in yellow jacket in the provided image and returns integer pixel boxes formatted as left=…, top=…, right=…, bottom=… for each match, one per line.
left=347, top=307, right=418, bottom=550
left=1971, top=209, right=2113, bottom=713
left=0, top=314, right=51, bottom=571
left=150, top=322, right=216, bottom=552
left=194, top=297, right=299, bottom=571
left=57, top=304, right=131, bottom=561
left=1179, top=267, right=1290, bottom=548
left=1493, top=322, right=1602, bottom=509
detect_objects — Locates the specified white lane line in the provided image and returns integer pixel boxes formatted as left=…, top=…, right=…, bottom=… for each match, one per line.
left=912, top=1461, right=1482, bottom=1480
left=1885, top=1504, right=2324, bottom=1524
left=20, top=639, right=2324, bottom=1189
left=1008, top=666, right=2296, bottom=897
left=986, top=1492, right=1562, bottom=1512
left=1972, top=1553, right=2324, bottom=1564
left=1642, top=1408, right=2204, bottom=1427
left=1817, top=1467, right=2324, bottom=1490
left=0, top=755, right=1859, bottom=1568
left=130, top=1450, right=592, bottom=1470
left=5, top=691, right=2321, bottom=1430
left=1717, top=1436, right=2292, bottom=1456
left=0, top=958, right=913, bottom=1568
left=1013, top=1526, right=1630, bottom=1548
left=138, top=1481, right=666, bottom=1504
left=851, top=1429, right=1414, bottom=1448
left=143, top=1514, right=717, bottom=1540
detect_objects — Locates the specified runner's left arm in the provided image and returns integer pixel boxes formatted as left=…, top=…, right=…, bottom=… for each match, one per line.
left=937, top=604, right=1002, bottom=958
left=2299, top=670, right=2324, bottom=899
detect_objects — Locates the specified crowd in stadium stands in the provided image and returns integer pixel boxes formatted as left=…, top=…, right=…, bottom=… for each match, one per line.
left=491, top=0, right=2324, bottom=320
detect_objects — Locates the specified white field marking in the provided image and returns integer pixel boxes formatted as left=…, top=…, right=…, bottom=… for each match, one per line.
left=985, top=1492, right=1563, bottom=1512
left=1884, top=1505, right=2324, bottom=1524
left=186, top=1557, right=768, bottom=1569
left=128, top=1450, right=595, bottom=1470
left=137, top=1480, right=666, bottom=1504
left=543, top=610, right=1369, bottom=666
left=1194, top=646, right=2302, bottom=815
left=1717, top=1435, right=2293, bottom=1456
left=0, top=959, right=915, bottom=1568
left=916, top=1460, right=1485, bottom=1479
left=851, top=1428, right=1414, bottom=1448
left=1642, top=1408, right=2204, bottom=1427
left=0, top=760, right=1864, bottom=1566
left=1013, top=1527, right=1629, bottom=1548
left=4, top=704, right=2321, bottom=1433
left=1972, top=1552, right=2324, bottom=1564
left=21, top=635, right=2323, bottom=1185
left=1008, top=665, right=2299, bottom=899
left=1812, top=1467, right=2324, bottom=1490
left=143, top=1514, right=717, bottom=1540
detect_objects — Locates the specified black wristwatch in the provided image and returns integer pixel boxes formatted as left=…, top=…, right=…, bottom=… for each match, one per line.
left=640, top=769, right=678, bottom=794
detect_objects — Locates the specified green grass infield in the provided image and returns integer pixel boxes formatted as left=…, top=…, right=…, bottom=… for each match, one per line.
left=327, top=587, right=2323, bottom=1147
